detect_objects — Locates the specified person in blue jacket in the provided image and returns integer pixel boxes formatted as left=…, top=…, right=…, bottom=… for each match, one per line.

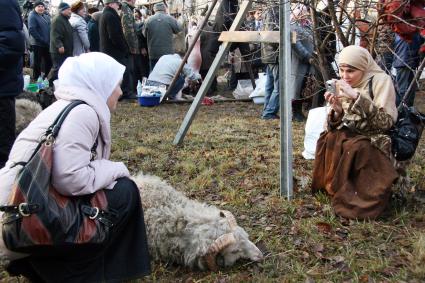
left=28, top=1, right=52, bottom=80
left=0, top=0, right=25, bottom=169
left=393, top=32, right=424, bottom=106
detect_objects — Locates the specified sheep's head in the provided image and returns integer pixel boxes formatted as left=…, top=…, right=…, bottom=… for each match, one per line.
left=203, top=211, right=263, bottom=271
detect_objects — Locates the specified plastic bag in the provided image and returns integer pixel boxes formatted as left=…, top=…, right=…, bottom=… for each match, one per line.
left=233, top=80, right=254, bottom=99
left=249, top=72, right=267, bottom=99
left=302, top=106, right=328, bottom=159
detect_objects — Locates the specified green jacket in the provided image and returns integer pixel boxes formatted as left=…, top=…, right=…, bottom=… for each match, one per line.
left=50, top=13, right=73, bottom=55
left=143, top=11, right=181, bottom=60
left=121, top=2, right=139, bottom=54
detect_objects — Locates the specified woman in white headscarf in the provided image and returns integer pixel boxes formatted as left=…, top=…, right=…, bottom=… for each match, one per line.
left=0, top=52, right=151, bottom=282
left=312, top=45, right=399, bottom=220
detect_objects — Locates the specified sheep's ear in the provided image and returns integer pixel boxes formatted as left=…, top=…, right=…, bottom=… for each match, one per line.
left=219, top=211, right=226, bottom=218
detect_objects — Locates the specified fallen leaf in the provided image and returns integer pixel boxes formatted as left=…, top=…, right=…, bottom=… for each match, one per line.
left=312, top=243, right=324, bottom=253
left=329, top=255, right=345, bottom=264
left=335, top=228, right=349, bottom=239
left=265, top=226, right=273, bottom=231
left=302, top=251, right=310, bottom=259
left=255, top=240, right=270, bottom=256
left=316, top=222, right=332, bottom=234
left=359, top=274, right=371, bottom=283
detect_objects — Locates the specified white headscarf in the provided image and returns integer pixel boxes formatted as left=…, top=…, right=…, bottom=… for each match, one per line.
left=54, top=52, right=125, bottom=159
left=58, top=52, right=125, bottom=102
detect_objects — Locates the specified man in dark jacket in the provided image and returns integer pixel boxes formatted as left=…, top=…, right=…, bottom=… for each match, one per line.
left=49, top=2, right=73, bottom=86
left=99, top=0, right=133, bottom=99
left=88, top=11, right=101, bottom=52
left=0, top=0, right=25, bottom=168
left=28, top=1, right=52, bottom=80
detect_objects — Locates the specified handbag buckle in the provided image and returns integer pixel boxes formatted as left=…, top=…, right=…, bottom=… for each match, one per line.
left=44, top=134, right=55, bottom=146
left=18, top=203, right=31, bottom=217
left=89, top=207, right=100, bottom=220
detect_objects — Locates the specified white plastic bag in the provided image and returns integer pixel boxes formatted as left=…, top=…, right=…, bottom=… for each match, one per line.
left=23, top=75, right=30, bottom=91
left=302, top=106, right=328, bottom=160
left=249, top=72, right=267, bottom=98
left=233, top=80, right=254, bottom=99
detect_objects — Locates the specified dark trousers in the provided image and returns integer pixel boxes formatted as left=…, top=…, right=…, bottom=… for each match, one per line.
left=149, top=58, right=159, bottom=73
left=0, top=97, right=16, bottom=168
left=200, top=69, right=217, bottom=96
left=117, top=56, right=134, bottom=97
left=32, top=45, right=52, bottom=81
left=49, top=53, right=69, bottom=87
left=134, top=54, right=149, bottom=88
left=6, top=177, right=151, bottom=282
left=395, top=67, right=417, bottom=107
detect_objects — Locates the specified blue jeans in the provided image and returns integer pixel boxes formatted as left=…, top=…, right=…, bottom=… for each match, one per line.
left=262, top=64, right=279, bottom=118
left=167, top=75, right=185, bottom=99
left=395, top=67, right=417, bottom=106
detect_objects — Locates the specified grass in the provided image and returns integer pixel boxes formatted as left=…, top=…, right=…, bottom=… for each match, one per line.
left=3, top=91, right=425, bottom=282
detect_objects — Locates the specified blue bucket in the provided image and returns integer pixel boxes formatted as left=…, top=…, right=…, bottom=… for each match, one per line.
left=138, top=95, right=161, bottom=107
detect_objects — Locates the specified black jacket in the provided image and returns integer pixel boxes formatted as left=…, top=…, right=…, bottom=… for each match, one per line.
left=28, top=10, right=51, bottom=47
left=88, top=18, right=100, bottom=52
left=49, top=13, right=73, bottom=56
left=99, top=6, right=129, bottom=60
left=0, top=0, right=25, bottom=97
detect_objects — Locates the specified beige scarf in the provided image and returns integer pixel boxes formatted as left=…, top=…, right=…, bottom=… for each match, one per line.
left=338, top=45, right=397, bottom=121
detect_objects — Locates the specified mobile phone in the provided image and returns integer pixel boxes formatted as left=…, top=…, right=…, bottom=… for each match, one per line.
left=326, top=80, right=336, bottom=94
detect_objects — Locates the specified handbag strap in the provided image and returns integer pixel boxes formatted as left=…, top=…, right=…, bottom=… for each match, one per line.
left=368, top=76, right=374, bottom=100
left=10, top=100, right=87, bottom=169
left=46, top=100, right=87, bottom=138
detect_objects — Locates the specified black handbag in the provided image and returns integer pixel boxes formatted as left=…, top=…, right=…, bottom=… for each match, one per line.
left=390, top=103, right=425, bottom=161
left=368, top=77, right=425, bottom=161
left=0, top=100, right=116, bottom=254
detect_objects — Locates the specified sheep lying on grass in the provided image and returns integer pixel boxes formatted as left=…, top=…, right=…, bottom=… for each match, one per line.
left=132, top=173, right=264, bottom=271
left=15, top=98, right=42, bottom=135
left=15, top=90, right=55, bottom=135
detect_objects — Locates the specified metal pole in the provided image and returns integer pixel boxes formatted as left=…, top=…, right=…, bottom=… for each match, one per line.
left=173, top=0, right=252, bottom=145
left=163, top=0, right=219, bottom=101
left=279, top=0, right=293, bottom=200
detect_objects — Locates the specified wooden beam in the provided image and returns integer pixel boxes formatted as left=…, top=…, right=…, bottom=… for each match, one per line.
left=218, top=31, right=280, bottom=43
left=173, top=0, right=253, bottom=145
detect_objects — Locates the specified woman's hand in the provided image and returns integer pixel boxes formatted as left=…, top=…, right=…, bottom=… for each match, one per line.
left=337, top=80, right=359, bottom=100
left=324, top=91, right=343, bottom=117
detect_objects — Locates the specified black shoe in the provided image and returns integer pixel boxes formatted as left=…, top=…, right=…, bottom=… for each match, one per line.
left=119, top=94, right=138, bottom=101
left=292, top=111, right=305, bottom=122
left=262, top=114, right=280, bottom=120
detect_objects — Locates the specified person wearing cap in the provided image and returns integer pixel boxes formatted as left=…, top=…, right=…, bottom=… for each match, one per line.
left=69, top=0, right=90, bottom=56
left=143, top=1, right=181, bottom=70
left=49, top=2, right=73, bottom=86
left=99, top=0, right=134, bottom=99
left=28, top=0, right=52, bottom=81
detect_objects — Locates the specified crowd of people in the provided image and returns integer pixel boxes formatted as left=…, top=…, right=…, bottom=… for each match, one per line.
left=19, top=0, right=196, bottom=100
